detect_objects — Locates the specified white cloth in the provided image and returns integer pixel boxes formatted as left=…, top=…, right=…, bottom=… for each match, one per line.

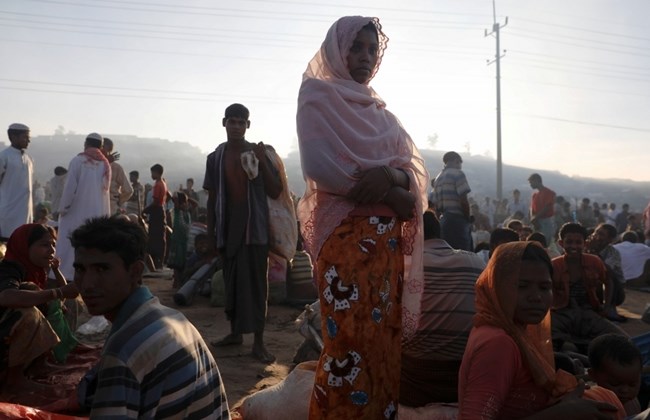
left=49, top=173, right=67, bottom=215
left=606, top=209, right=620, bottom=226
left=56, top=153, right=111, bottom=279
left=109, top=162, right=133, bottom=215
left=613, top=241, right=650, bottom=280
left=33, top=185, right=45, bottom=206
left=506, top=200, right=528, bottom=221
left=0, top=147, right=33, bottom=237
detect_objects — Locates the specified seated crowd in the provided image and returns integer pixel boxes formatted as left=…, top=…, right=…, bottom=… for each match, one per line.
left=2, top=193, right=650, bottom=419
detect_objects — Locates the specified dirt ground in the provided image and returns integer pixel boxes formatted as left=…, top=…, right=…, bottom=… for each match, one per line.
left=142, top=271, right=650, bottom=418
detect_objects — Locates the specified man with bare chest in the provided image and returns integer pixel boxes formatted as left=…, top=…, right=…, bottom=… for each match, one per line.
left=203, top=103, right=282, bottom=363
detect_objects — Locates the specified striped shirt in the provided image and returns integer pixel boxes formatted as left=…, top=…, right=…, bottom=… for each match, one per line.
left=78, top=287, right=229, bottom=419
left=432, top=167, right=471, bottom=215
left=402, top=239, right=485, bottom=361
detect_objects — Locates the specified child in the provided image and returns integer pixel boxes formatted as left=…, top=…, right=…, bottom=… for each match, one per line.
left=168, top=192, right=191, bottom=288
left=181, top=233, right=213, bottom=285
left=142, top=164, right=168, bottom=269
left=34, top=205, right=56, bottom=228
left=588, top=333, right=643, bottom=416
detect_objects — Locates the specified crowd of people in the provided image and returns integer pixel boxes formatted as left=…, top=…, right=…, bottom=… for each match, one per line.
left=1, top=14, right=650, bottom=420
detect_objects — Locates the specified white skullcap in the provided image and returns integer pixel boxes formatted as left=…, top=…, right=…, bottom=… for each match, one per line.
left=8, top=123, right=29, bottom=131
left=86, top=132, right=103, bottom=141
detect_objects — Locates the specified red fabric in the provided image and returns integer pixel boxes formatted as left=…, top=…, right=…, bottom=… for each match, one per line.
left=531, top=186, right=556, bottom=218
left=1, top=345, right=102, bottom=412
left=77, top=148, right=110, bottom=191
left=0, top=403, right=87, bottom=419
left=459, top=326, right=550, bottom=419
left=152, top=179, right=168, bottom=207
left=551, top=253, right=606, bottom=311
left=4, top=224, right=48, bottom=288
left=471, top=242, right=568, bottom=396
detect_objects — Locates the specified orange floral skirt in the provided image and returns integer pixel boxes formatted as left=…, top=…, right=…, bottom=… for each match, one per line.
left=309, top=215, right=404, bottom=419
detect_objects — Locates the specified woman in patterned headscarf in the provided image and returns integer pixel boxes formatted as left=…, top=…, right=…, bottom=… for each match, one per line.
left=297, top=16, right=428, bottom=419
left=458, top=241, right=624, bottom=419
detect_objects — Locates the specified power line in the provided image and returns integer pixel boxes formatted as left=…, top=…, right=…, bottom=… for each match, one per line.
left=507, top=60, right=650, bottom=84
left=30, top=0, right=492, bottom=20
left=0, top=10, right=318, bottom=41
left=507, top=31, right=650, bottom=59
left=22, top=0, right=485, bottom=28
left=0, top=84, right=293, bottom=104
left=510, top=56, right=650, bottom=79
left=506, top=111, right=650, bottom=133
left=505, top=77, right=650, bottom=99
left=507, top=49, right=650, bottom=73
left=508, top=25, right=650, bottom=54
left=512, top=16, right=650, bottom=43
left=0, top=37, right=301, bottom=62
left=0, top=22, right=308, bottom=49
left=0, top=77, right=293, bottom=98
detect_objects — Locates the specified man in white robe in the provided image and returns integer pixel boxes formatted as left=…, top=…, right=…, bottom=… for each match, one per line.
left=49, top=166, right=68, bottom=220
left=103, top=138, right=133, bottom=215
left=56, top=133, right=111, bottom=279
left=0, top=123, right=33, bottom=239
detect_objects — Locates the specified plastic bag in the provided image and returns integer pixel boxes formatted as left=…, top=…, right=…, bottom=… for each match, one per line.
left=76, top=316, right=110, bottom=336
left=265, top=149, right=297, bottom=261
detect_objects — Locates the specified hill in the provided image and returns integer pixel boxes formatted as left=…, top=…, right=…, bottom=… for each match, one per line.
left=12, top=135, right=650, bottom=212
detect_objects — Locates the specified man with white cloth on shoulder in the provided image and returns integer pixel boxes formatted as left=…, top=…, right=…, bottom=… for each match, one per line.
left=0, top=123, right=33, bottom=240
left=56, top=133, right=111, bottom=280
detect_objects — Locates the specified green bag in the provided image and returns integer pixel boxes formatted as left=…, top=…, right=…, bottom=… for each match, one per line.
left=46, top=300, right=79, bottom=363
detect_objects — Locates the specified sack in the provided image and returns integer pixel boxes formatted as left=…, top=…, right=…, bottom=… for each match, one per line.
left=266, top=149, right=298, bottom=261
left=210, top=269, right=225, bottom=307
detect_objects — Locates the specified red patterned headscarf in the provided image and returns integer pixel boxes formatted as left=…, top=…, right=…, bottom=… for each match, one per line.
left=78, top=147, right=111, bottom=191
left=4, top=223, right=52, bottom=288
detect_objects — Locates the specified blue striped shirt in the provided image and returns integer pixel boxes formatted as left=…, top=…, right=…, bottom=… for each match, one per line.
left=402, top=239, right=485, bottom=361
left=432, top=167, right=471, bottom=215
left=78, top=287, right=230, bottom=419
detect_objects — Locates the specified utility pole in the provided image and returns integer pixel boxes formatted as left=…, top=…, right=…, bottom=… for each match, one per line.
left=485, top=0, right=507, bottom=200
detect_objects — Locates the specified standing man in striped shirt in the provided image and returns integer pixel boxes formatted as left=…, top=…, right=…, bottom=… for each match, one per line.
left=70, top=216, right=230, bottom=419
left=432, top=151, right=473, bottom=251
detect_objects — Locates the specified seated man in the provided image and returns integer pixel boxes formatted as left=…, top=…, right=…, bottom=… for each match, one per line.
left=400, top=212, right=486, bottom=406
left=587, top=223, right=626, bottom=321
left=475, top=227, right=519, bottom=264
left=69, top=216, right=229, bottom=418
left=551, top=223, right=627, bottom=353
left=613, top=231, right=650, bottom=288
left=470, top=203, right=491, bottom=232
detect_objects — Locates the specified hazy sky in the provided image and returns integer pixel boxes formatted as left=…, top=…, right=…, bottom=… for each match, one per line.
left=2, top=0, right=649, bottom=181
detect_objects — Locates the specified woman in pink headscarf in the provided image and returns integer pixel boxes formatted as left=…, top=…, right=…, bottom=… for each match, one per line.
left=297, top=16, right=428, bottom=419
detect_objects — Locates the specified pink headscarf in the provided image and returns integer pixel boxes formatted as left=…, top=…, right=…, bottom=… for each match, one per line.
left=296, top=16, right=429, bottom=339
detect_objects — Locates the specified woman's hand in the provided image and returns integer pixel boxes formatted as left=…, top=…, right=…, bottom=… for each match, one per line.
left=383, top=187, right=416, bottom=221
left=347, top=167, right=392, bottom=204
left=59, top=283, right=79, bottom=300
left=49, top=257, right=60, bottom=270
